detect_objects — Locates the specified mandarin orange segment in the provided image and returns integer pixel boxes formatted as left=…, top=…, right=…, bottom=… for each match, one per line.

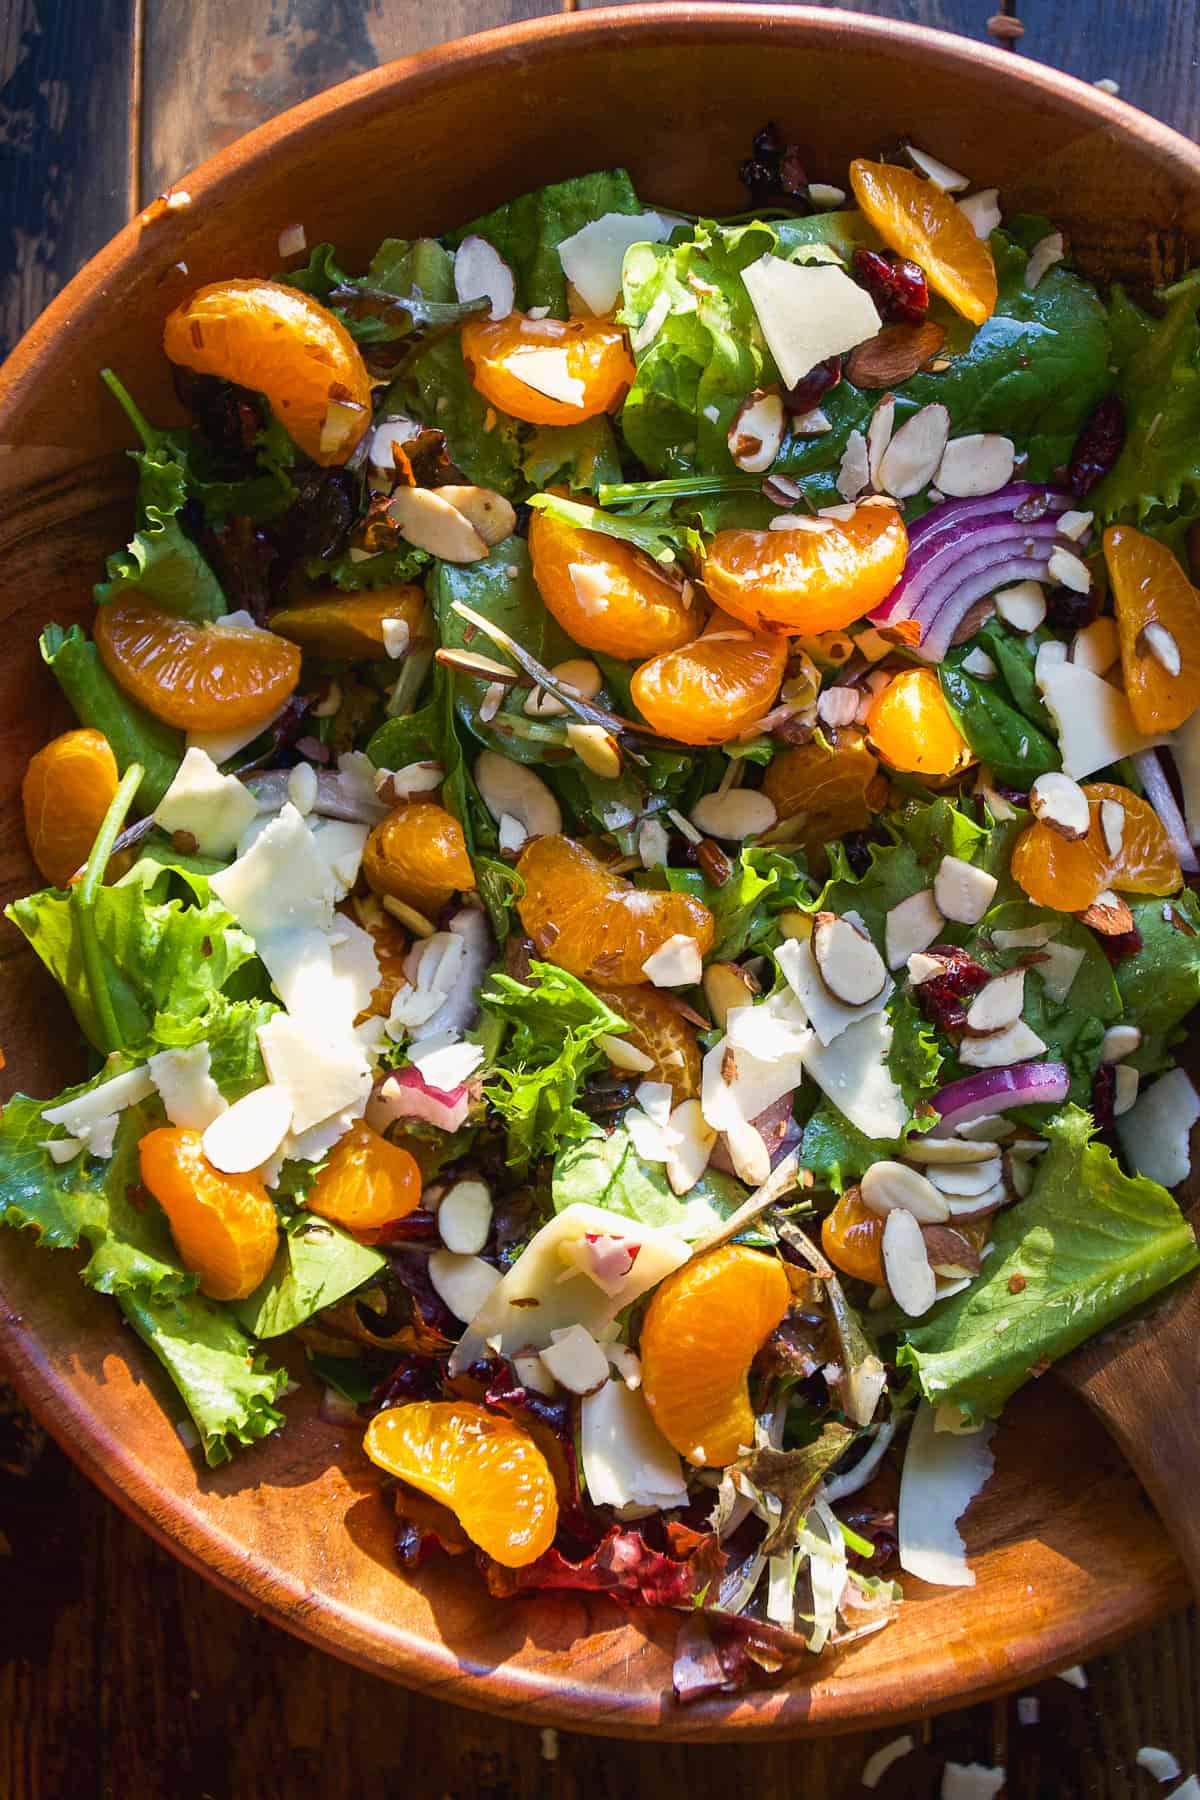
left=363, top=802, right=476, bottom=915
left=630, top=612, right=787, bottom=744
left=1084, top=782, right=1181, bottom=896
left=352, top=899, right=410, bottom=1017
left=460, top=313, right=635, bottom=426
left=516, top=834, right=714, bottom=984
left=703, top=501, right=907, bottom=636
left=1010, top=814, right=1109, bottom=912
left=138, top=1126, right=279, bottom=1301
left=849, top=159, right=998, bottom=325
left=592, top=984, right=701, bottom=1098
left=639, top=1245, right=790, bottom=1467
left=761, top=732, right=880, bottom=871
left=304, top=1120, right=422, bottom=1231
left=269, top=586, right=427, bottom=660
left=1104, top=525, right=1200, bottom=733
left=820, top=1188, right=886, bottom=1287
left=22, top=727, right=119, bottom=889
left=363, top=1400, right=558, bottom=1567
left=528, top=504, right=699, bottom=660
left=94, top=598, right=301, bottom=731
left=866, top=668, right=974, bottom=778
left=163, top=278, right=372, bottom=466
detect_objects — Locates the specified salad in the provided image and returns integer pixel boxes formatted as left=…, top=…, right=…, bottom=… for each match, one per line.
left=6, top=127, right=1200, bottom=1702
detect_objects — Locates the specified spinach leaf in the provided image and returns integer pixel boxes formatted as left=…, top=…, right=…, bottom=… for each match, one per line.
left=40, top=623, right=182, bottom=810
left=897, top=1104, right=1200, bottom=1420
left=231, top=1212, right=386, bottom=1339
left=972, top=618, right=1056, bottom=735
left=938, top=658, right=1060, bottom=785
left=551, top=1125, right=750, bottom=1239
left=451, top=169, right=641, bottom=314
left=1116, top=888, right=1200, bottom=1075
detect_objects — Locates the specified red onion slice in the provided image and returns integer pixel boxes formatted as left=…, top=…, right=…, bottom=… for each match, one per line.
left=367, top=1066, right=470, bottom=1133
left=931, top=1060, right=1070, bottom=1136
left=1131, top=749, right=1200, bottom=874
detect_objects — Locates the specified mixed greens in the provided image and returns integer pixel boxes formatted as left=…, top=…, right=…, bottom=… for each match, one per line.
left=5, top=127, right=1200, bottom=1701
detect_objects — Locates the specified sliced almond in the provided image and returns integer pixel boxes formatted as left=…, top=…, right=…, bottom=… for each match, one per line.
left=1035, top=638, right=1069, bottom=687
left=599, top=1032, right=655, bottom=1074
left=1070, top=616, right=1119, bottom=675
left=876, top=403, right=951, bottom=500
left=905, top=144, right=970, bottom=191
left=1077, top=888, right=1135, bottom=935
left=957, top=188, right=1001, bottom=238
left=962, top=648, right=997, bottom=679
left=453, top=233, right=516, bottom=320
left=435, top=484, right=517, bottom=549
left=1137, top=621, right=1182, bottom=677
left=957, top=1113, right=1015, bottom=1141
left=703, top=961, right=759, bottom=1030
left=907, top=950, right=946, bottom=986
left=1100, top=797, right=1126, bottom=856
left=666, top=1098, right=717, bottom=1195
left=906, top=1135, right=1000, bottom=1166
left=812, top=912, right=888, bottom=1006
left=1006, top=1154, right=1034, bottom=1198
left=867, top=393, right=896, bottom=482
left=638, top=817, right=670, bottom=869
left=845, top=322, right=945, bottom=391
left=474, top=750, right=561, bottom=845
left=539, top=1324, right=610, bottom=1396
left=993, top=579, right=1047, bottom=633
left=790, top=406, right=832, bottom=436
left=959, top=1018, right=1048, bottom=1068
left=201, top=1083, right=292, bottom=1174
left=882, top=1208, right=937, bottom=1316
left=427, top=1250, right=501, bottom=1322
left=642, top=934, right=703, bottom=988
left=689, top=789, right=777, bottom=841
left=945, top=1182, right=1009, bottom=1218
left=435, top=646, right=520, bottom=684
left=523, top=658, right=603, bottom=719
left=884, top=889, right=944, bottom=971
left=512, top=1351, right=557, bottom=1397
left=925, top=1156, right=1004, bottom=1197
left=1101, top=1023, right=1141, bottom=1062
left=1046, top=544, right=1092, bottom=594
left=817, top=686, right=862, bottom=728
left=837, top=428, right=872, bottom=502
left=1029, top=770, right=1090, bottom=841
left=565, top=722, right=622, bottom=779
left=728, top=389, right=786, bottom=473
left=935, top=433, right=1016, bottom=499
left=921, top=1223, right=983, bottom=1276
left=862, top=1160, right=949, bottom=1223
left=1025, top=231, right=1065, bottom=290
left=1113, top=1064, right=1140, bottom=1117
left=723, top=1114, right=772, bottom=1188
left=437, top=1178, right=493, bottom=1255
left=933, top=855, right=998, bottom=925
left=965, top=967, right=1026, bottom=1034
left=389, top=486, right=489, bottom=562
left=368, top=414, right=422, bottom=477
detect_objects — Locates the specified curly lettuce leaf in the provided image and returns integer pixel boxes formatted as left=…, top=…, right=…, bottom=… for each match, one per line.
left=231, top=1212, right=385, bottom=1339
left=897, top=1104, right=1199, bottom=1419
left=0, top=1094, right=191, bottom=1297
left=305, top=542, right=431, bottom=593
left=665, top=846, right=809, bottom=960
left=551, top=1124, right=751, bottom=1239
left=521, top=417, right=623, bottom=494
left=95, top=446, right=227, bottom=622
left=151, top=995, right=278, bottom=1101
left=1093, top=270, right=1200, bottom=524
left=1115, top=888, right=1200, bottom=1075
left=451, top=169, right=641, bottom=315
left=40, top=624, right=182, bottom=810
left=801, top=993, right=942, bottom=1190
left=118, top=1286, right=287, bottom=1466
left=482, top=962, right=626, bottom=1172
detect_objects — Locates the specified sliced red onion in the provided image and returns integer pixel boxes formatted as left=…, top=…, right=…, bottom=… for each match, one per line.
left=870, top=486, right=1083, bottom=664
left=931, top=1060, right=1069, bottom=1136
left=1132, top=749, right=1199, bottom=874
left=244, top=767, right=389, bottom=823
left=367, top=1067, right=470, bottom=1133
left=410, top=905, right=495, bottom=1043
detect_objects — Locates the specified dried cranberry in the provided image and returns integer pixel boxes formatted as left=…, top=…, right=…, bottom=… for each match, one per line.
left=173, top=368, right=265, bottom=454
left=1068, top=395, right=1125, bottom=497
left=783, top=356, right=842, bottom=416
left=842, top=830, right=873, bottom=877
left=1045, top=582, right=1101, bottom=632
left=840, top=1504, right=899, bottom=1572
left=738, top=121, right=809, bottom=207
left=1091, top=1060, right=1117, bottom=1134
left=1096, top=924, right=1144, bottom=965
left=371, top=1208, right=439, bottom=1244
left=851, top=248, right=929, bottom=325
left=915, top=946, right=992, bottom=1037
left=778, top=147, right=808, bottom=197
left=367, top=1352, right=445, bottom=1415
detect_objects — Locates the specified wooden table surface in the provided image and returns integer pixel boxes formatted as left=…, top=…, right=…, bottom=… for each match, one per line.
left=2, top=1, right=1200, bottom=1794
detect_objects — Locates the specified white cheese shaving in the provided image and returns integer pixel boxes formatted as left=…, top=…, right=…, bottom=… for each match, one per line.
left=185, top=702, right=287, bottom=768
left=898, top=1400, right=995, bottom=1586
left=153, top=747, right=260, bottom=857
left=581, top=1381, right=691, bottom=1509
left=257, top=1011, right=371, bottom=1134
left=210, top=802, right=337, bottom=939
left=557, top=210, right=672, bottom=314
left=147, top=1042, right=227, bottom=1131
left=1038, top=661, right=1164, bottom=780
left=740, top=254, right=881, bottom=390
left=775, top=934, right=892, bottom=1046
left=406, top=1032, right=484, bottom=1092
left=1116, top=1067, right=1200, bottom=1188
left=42, top=1066, right=156, bottom=1147
left=802, top=1012, right=907, bottom=1140
left=502, top=346, right=585, bottom=406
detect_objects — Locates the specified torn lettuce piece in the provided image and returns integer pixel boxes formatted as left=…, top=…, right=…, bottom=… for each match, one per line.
left=94, top=444, right=227, bottom=623
left=40, top=623, right=182, bottom=810
left=1115, top=888, right=1200, bottom=1075
left=526, top=491, right=702, bottom=569
left=665, top=847, right=809, bottom=961
left=0, top=1096, right=190, bottom=1298
left=896, top=1104, right=1200, bottom=1420
left=551, top=1125, right=751, bottom=1239
left=1093, top=268, right=1200, bottom=524
left=800, top=993, right=942, bottom=1190
left=150, top=996, right=279, bottom=1103
left=231, top=1212, right=386, bottom=1339
left=118, top=1286, right=287, bottom=1466
left=450, top=169, right=642, bottom=315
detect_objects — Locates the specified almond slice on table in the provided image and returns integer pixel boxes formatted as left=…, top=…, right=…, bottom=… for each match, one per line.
left=933, top=855, right=998, bottom=925
left=876, top=404, right=951, bottom=499
left=862, top=1159, right=950, bottom=1223
left=885, top=889, right=944, bottom=970
left=1029, top=770, right=1090, bottom=841
left=964, top=967, right=1026, bottom=1033
left=812, top=912, right=889, bottom=1006
left=882, top=1208, right=937, bottom=1316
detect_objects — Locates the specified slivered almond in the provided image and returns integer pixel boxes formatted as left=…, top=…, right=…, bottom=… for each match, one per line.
left=1046, top=544, right=1091, bottom=593
left=1100, top=797, right=1126, bottom=856
left=689, top=789, right=777, bottom=841
left=935, top=433, right=1015, bottom=498
left=1138, top=621, right=1182, bottom=676
left=817, top=687, right=861, bottom=728
left=959, top=1018, right=1048, bottom=1067
left=876, top=403, right=951, bottom=499
left=925, top=1156, right=1004, bottom=1196
left=812, top=911, right=888, bottom=1006
left=474, top=751, right=561, bottom=842
left=1077, top=889, right=1135, bottom=935
left=881, top=1208, right=937, bottom=1316
left=436, top=646, right=520, bottom=684
left=965, top=968, right=1025, bottom=1034
left=845, top=321, right=945, bottom=390
left=837, top=428, right=871, bottom=502
left=945, top=1182, right=1009, bottom=1218
left=907, top=950, right=946, bottom=985
left=599, top=1033, right=655, bottom=1074
left=1029, top=771, right=1090, bottom=841
left=524, top=657, right=603, bottom=719
left=703, top=961, right=760, bottom=1030
left=540, top=1325, right=610, bottom=1396
left=862, top=1160, right=949, bottom=1222
left=728, top=389, right=786, bottom=473
left=906, top=1135, right=1000, bottom=1166
left=642, top=934, right=703, bottom=988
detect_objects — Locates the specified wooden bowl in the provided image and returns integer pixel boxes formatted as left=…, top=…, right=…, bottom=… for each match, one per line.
left=1, top=3, right=1198, bottom=1739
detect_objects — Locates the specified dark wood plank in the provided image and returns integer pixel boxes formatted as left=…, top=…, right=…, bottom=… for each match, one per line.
left=139, top=0, right=561, bottom=204
left=0, top=0, right=136, bottom=358
left=1016, top=2, right=1200, bottom=142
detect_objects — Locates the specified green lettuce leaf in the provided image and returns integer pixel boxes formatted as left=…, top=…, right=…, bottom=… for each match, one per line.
left=117, top=1286, right=287, bottom=1466
left=664, top=846, right=809, bottom=960
left=0, top=1094, right=191, bottom=1297
left=452, top=169, right=641, bottom=314
left=801, top=993, right=942, bottom=1190
left=482, top=963, right=626, bottom=1172
left=150, top=996, right=278, bottom=1101
left=897, top=1104, right=1200, bottom=1419
left=1093, top=269, right=1200, bottom=524
left=551, top=1125, right=751, bottom=1239
left=95, top=446, right=227, bottom=622
left=938, top=657, right=1060, bottom=785
left=231, top=1212, right=386, bottom=1339
left=1116, top=888, right=1200, bottom=1075
left=521, top=417, right=623, bottom=494
left=526, top=492, right=702, bottom=569
left=40, top=624, right=182, bottom=810
left=305, top=542, right=431, bottom=593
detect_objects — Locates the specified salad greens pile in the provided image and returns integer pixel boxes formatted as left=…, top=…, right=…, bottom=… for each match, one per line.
left=5, top=133, right=1200, bottom=1697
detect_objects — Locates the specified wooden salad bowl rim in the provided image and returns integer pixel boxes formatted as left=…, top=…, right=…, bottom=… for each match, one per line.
left=1, top=3, right=1199, bottom=1740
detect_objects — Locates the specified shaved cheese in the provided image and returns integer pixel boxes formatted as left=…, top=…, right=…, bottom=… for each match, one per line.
left=1037, top=940, right=1084, bottom=1003
left=258, top=1011, right=371, bottom=1134
left=725, top=986, right=812, bottom=1061
left=557, top=210, right=672, bottom=314
left=186, top=702, right=287, bottom=768
left=861, top=1735, right=914, bottom=1790
left=280, top=1105, right=364, bottom=1168
left=201, top=1083, right=292, bottom=1173
left=776, top=935, right=892, bottom=1045
left=43, top=1066, right=156, bottom=1141
left=85, top=1115, right=122, bottom=1159
left=148, top=1042, right=226, bottom=1130
left=898, top=1400, right=995, bottom=1586
left=449, top=1203, right=690, bottom=1373
left=503, top=347, right=585, bottom=406
left=40, top=1136, right=85, bottom=1164
left=1116, top=1067, right=1200, bottom=1188
left=1038, top=661, right=1164, bottom=780
left=153, top=747, right=259, bottom=857
left=210, top=803, right=337, bottom=938
left=310, top=818, right=370, bottom=895
left=700, top=1029, right=809, bottom=1138
left=741, top=255, right=881, bottom=390
left=803, top=1012, right=907, bottom=1140
left=568, top=560, right=614, bottom=617
left=407, top=1032, right=484, bottom=1091
left=581, top=1379, right=689, bottom=1508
